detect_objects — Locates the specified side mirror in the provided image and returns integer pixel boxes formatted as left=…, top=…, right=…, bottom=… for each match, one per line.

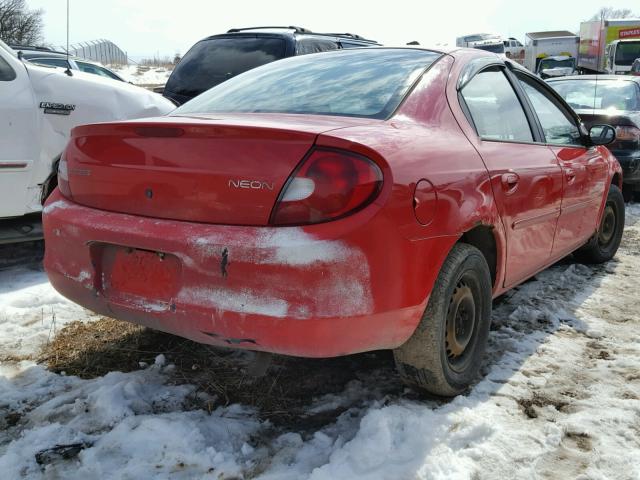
left=589, top=124, right=616, bottom=146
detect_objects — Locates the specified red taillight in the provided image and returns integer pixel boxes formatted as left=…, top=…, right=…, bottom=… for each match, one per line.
left=270, top=148, right=383, bottom=226
left=57, top=154, right=72, bottom=198
left=615, top=126, right=640, bottom=142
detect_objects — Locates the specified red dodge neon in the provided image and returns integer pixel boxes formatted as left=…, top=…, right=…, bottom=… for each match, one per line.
left=43, top=47, right=624, bottom=396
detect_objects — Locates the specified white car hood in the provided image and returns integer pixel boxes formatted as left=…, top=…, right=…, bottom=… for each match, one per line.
left=25, top=63, right=175, bottom=122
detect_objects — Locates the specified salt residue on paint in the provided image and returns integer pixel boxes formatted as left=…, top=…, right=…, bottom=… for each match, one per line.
left=42, top=199, right=70, bottom=214
left=256, top=228, right=351, bottom=266
left=179, top=286, right=289, bottom=318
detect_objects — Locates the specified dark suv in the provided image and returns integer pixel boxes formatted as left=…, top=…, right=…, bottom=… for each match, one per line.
left=163, top=26, right=380, bottom=105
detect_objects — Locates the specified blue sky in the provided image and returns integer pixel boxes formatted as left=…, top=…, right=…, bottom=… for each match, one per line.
left=29, top=0, right=639, bottom=59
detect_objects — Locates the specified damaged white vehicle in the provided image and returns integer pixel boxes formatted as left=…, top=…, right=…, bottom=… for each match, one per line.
left=0, top=39, right=175, bottom=243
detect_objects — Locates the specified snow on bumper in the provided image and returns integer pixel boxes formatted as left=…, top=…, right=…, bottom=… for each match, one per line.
left=43, top=191, right=424, bottom=357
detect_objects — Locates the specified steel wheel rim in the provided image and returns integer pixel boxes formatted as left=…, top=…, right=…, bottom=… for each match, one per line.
left=598, top=204, right=616, bottom=247
left=445, top=278, right=476, bottom=370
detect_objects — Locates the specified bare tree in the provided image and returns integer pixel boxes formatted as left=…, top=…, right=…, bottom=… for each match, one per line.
left=0, top=0, right=44, bottom=46
left=589, top=6, right=638, bottom=21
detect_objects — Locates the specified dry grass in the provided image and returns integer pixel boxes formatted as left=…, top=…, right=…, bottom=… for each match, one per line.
left=38, top=318, right=402, bottom=428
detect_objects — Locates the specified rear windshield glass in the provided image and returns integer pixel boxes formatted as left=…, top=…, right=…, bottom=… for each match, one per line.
left=165, top=37, right=287, bottom=97
left=550, top=79, right=640, bottom=111
left=475, top=43, right=505, bottom=54
left=539, top=57, right=575, bottom=70
left=174, top=49, right=440, bottom=119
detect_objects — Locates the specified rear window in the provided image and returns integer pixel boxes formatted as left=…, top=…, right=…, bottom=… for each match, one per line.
left=475, top=43, right=505, bottom=54
left=165, top=37, right=287, bottom=98
left=550, top=79, right=640, bottom=111
left=174, top=49, right=440, bottom=120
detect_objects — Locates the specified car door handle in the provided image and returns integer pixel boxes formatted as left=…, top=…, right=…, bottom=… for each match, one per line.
left=501, top=172, right=519, bottom=193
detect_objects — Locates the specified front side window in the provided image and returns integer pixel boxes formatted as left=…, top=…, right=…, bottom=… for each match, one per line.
left=460, top=68, right=533, bottom=142
left=516, top=74, right=582, bottom=146
left=0, top=55, right=16, bottom=81
left=615, top=41, right=640, bottom=66
left=174, top=49, right=440, bottom=120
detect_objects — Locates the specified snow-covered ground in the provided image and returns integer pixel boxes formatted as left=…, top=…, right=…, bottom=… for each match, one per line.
left=110, top=64, right=172, bottom=86
left=1, top=205, right=639, bottom=479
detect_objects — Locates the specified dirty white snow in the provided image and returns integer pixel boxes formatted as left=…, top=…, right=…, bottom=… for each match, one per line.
left=0, top=266, right=100, bottom=360
left=1, top=204, right=639, bottom=479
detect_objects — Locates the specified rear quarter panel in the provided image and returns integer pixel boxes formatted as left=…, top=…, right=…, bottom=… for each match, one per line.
left=316, top=54, right=504, bottom=311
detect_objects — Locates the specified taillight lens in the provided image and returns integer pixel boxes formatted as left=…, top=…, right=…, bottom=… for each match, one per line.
left=615, top=126, right=640, bottom=142
left=57, top=154, right=72, bottom=198
left=270, top=148, right=383, bottom=226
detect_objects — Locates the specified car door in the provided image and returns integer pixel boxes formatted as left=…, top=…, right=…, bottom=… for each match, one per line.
left=514, top=71, right=609, bottom=255
left=459, top=66, right=563, bottom=287
left=0, top=52, right=39, bottom=218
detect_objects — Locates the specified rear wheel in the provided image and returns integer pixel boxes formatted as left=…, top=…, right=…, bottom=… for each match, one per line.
left=393, top=243, right=492, bottom=397
left=575, top=184, right=624, bottom=264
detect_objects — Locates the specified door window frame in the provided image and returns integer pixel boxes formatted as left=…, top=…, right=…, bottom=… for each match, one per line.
left=457, top=60, right=587, bottom=148
left=511, top=69, right=586, bottom=148
left=458, top=64, right=544, bottom=145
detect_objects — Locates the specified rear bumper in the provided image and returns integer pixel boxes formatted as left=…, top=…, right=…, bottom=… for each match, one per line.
left=43, top=191, right=452, bottom=357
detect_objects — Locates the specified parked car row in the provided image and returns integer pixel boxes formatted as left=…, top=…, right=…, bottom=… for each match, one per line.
left=0, top=39, right=174, bottom=243
left=548, top=75, right=640, bottom=199
left=41, top=44, right=624, bottom=397
left=10, top=45, right=126, bottom=82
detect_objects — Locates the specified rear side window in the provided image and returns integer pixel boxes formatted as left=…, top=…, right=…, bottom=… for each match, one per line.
left=516, top=74, right=581, bottom=146
left=340, top=41, right=369, bottom=49
left=0, top=55, right=16, bottom=81
left=296, top=38, right=338, bottom=55
left=174, top=49, right=440, bottom=120
left=165, top=37, right=287, bottom=98
left=460, top=68, right=533, bottom=142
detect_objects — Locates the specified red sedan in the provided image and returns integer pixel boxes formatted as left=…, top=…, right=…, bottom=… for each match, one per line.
left=43, top=47, right=624, bottom=396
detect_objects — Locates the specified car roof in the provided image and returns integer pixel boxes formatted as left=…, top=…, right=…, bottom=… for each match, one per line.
left=204, top=26, right=380, bottom=44
left=547, top=75, right=640, bottom=84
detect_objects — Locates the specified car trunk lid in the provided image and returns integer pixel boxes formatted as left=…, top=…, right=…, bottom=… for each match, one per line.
left=65, top=114, right=377, bottom=225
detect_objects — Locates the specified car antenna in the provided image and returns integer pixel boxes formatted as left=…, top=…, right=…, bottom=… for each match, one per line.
left=64, top=0, right=72, bottom=76
left=593, top=12, right=604, bottom=112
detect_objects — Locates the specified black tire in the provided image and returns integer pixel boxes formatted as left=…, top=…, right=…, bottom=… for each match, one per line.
left=393, top=243, right=492, bottom=397
left=575, top=184, right=625, bottom=264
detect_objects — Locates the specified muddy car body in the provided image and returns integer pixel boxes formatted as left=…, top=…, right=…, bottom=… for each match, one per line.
left=43, top=48, right=624, bottom=396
